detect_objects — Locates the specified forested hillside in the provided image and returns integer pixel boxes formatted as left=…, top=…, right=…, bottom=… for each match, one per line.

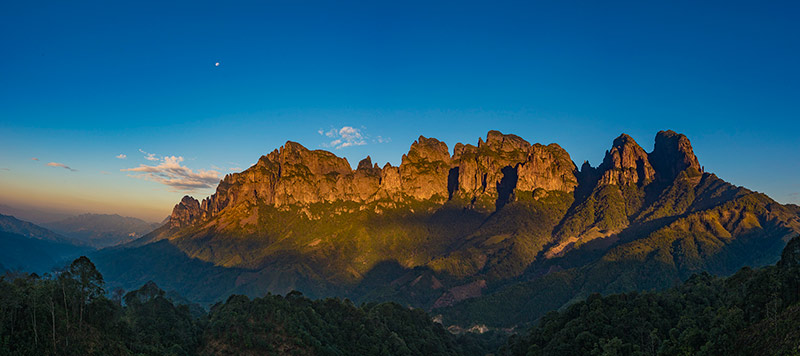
left=499, top=236, right=800, bottom=355
left=0, top=257, right=502, bottom=356
left=3, top=236, right=800, bottom=355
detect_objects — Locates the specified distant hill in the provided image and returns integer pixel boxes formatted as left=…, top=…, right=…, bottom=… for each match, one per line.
left=93, top=130, right=800, bottom=329
left=0, top=204, right=74, bottom=224
left=0, top=230, right=90, bottom=274
left=0, top=214, right=91, bottom=273
left=0, top=213, right=78, bottom=244
left=44, top=213, right=160, bottom=248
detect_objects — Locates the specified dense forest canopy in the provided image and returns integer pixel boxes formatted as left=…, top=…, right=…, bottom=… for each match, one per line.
left=1, top=236, right=799, bottom=355
left=0, top=257, right=501, bottom=356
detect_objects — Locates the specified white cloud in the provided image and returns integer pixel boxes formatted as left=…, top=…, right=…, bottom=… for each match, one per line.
left=116, top=154, right=127, bottom=159
left=122, top=155, right=220, bottom=190
left=318, top=126, right=369, bottom=149
left=138, top=149, right=159, bottom=161
left=47, top=162, right=77, bottom=172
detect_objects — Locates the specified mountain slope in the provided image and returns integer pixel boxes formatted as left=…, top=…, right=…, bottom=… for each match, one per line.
left=499, top=235, right=800, bottom=355
left=0, top=230, right=90, bottom=274
left=0, top=213, right=78, bottom=244
left=440, top=188, right=800, bottom=327
left=0, top=214, right=93, bottom=273
left=94, top=130, right=800, bottom=325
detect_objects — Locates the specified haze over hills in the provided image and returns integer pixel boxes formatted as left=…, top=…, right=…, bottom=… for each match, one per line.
left=93, top=130, right=800, bottom=327
left=43, top=213, right=161, bottom=248
left=0, top=204, right=76, bottom=225
left=0, top=214, right=91, bottom=273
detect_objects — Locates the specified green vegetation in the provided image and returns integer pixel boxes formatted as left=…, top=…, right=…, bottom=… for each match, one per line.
left=0, top=257, right=200, bottom=355
left=0, top=256, right=502, bottom=356
left=5, top=238, right=800, bottom=355
left=499, top=236, right=800, bottom=356
left=441, top=190, right=798, bottom=327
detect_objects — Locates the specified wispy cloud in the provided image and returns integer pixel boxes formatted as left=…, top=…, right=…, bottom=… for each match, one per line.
left=47, top=162, right=77, bottom=172
left=116, top=154, right=127, bottom=159
left=138, top=149, right=159, bottom=161
left=0, top=168, right=9, bottom=171
left=31, top=157, right=39, bottom=161
left=122, top=155, right=220, bottom=190
left=318, top=126, right=373, bottom=149
left=100, top=171, right=112, bottom=175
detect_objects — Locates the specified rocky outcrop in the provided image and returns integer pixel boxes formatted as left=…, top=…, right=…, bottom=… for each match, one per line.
left=598, top=134, right=655, bottom=186
left=170, top=196, right=202, bottom=228
left=399, top=136, right=451, bottom=201
left=516, top=143, right=579, bottom=193
left=452, top=131, right=530, bottom=200
left=649, top=130, right=702, bottom=181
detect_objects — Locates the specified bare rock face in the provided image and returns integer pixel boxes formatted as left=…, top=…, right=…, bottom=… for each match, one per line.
left=379, top=163, right=402, bottom=196
left=598, top=134, right=655, bottom=186
left=399, top=136, right=451, bottom=201
left=650, top=130, right=702, bottom=182
left=169, top=196, right=202, bottom=228
left=357, top=156, right=373, bottom=170
left=173, top=130, right=706, bottom=231
left=517, top=143, right=579, bottom=192
left=343, top=156, right=382, bottom=201
left=273, top=141, right=353, bottom=205
left=452, top=131, right=530, bottom=200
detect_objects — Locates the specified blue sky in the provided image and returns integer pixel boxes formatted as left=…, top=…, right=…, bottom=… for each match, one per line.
left=1, top=1, right=798, bottom=221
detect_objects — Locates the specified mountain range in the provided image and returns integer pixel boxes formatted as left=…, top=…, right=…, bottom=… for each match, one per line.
left=0, top=214, right=90, bottom=273
left=91, top=130, right=800, bottom=328
left=42, top=213, right=162, bottom=248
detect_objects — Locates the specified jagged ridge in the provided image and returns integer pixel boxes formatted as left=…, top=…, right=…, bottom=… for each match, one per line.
left=95, top=130, right=800, bottom=323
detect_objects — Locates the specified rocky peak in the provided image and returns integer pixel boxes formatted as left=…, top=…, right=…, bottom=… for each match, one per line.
left=357, top=156, right=373, bottom=170
left=650, top=130, right=702, bottom=182
left=482, top=130, right=531, bottom=152
left=403, top=136, right=450, bottom=164
left=599, top=133, right=655, bottom=186
left=277, top=141, right=351, bottom=176
left=580, top=160, right=594, bottom=173
left=169, top=196, right=201, bottom=228
left=516, top=143, right=579, bottom=192
left=399, top=136, right=451, bottom=201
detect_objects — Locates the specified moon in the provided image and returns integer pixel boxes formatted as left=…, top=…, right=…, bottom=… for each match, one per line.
left=215, top=62, right=220, bottom=67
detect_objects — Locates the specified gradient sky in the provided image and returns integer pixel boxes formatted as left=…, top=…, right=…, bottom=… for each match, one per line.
left=1, top=1, right=798, bottom=222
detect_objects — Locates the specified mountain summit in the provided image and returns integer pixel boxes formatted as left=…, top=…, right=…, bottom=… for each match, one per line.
left=95, top=131, right=800, bottom=326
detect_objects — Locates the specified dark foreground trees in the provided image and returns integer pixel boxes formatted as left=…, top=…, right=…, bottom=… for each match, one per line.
left=2, top=236, right=799, bottom=356
left=0, top=256, right=498, bottom=356
left=500, top=236, right=800, bottom=356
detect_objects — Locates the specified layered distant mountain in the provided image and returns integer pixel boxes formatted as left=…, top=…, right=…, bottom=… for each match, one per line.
left=0, top=204, right=74, bottom=224
left=93, top=130, right=800, bottom=327
left=43, top=213, right=161, bottom=248
left=0, top=214, right=91, bottom=273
